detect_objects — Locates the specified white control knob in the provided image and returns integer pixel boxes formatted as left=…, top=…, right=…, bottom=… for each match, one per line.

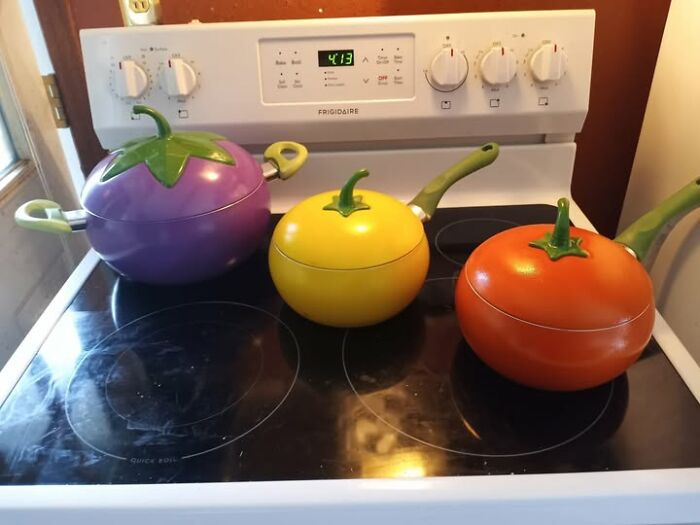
left=480, top=46, right=517, bottom=86
left=160, top=58, right=198, bottom=97
left=427, top=47, right=468, bottom=92
left=529, top=43, right=567, bottom=83
left=114, top=60, right=148, bottom=99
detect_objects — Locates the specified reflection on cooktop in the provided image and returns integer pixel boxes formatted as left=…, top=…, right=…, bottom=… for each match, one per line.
left=0, top=205, right=698, bottom=485
left=343, top=278, right=625, bottom=458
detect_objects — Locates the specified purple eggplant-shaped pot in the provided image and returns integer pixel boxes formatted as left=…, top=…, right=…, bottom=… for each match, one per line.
left=15, top=105, right=308, bottom=285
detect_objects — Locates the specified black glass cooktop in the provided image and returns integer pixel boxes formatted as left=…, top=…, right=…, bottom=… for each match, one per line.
left=1, top=205, right=699, bottom=485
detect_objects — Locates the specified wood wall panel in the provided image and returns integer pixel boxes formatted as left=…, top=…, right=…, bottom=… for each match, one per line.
left=34, top=0, right=671, bottom=236
left=34, top=0, right=108, bottom=174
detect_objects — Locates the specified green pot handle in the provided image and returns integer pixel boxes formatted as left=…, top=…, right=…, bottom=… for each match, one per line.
left=263, top=141, right=308, bottom=180
left=615, top=176, right=700, bottom=266
left=408, top=142, right=499, bottom=219
left=15, top=199, right=73, bottom=234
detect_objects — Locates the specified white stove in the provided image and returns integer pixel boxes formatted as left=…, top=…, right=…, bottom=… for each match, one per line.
left=1, top=10, right=699, bottom=525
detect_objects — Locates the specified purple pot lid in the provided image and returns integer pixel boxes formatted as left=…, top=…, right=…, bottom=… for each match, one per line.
left=82, top=140, right=263, bottom=222
left=81, top=106, right=265, bottom=222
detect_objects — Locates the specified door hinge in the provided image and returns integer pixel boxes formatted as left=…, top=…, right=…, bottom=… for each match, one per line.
left=41, top=74, right=68, bottom=128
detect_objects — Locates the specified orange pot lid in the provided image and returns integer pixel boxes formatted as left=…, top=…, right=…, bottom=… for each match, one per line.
left=465, top=224, right=654, bottom=330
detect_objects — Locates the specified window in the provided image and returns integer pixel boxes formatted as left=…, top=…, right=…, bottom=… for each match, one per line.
left=0, top=104, right=18, bottom=178
left=0, top=52, right=31, bottom=195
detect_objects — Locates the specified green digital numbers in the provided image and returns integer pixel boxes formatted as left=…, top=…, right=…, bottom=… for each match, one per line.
left=318, top=49, right=355, bottom=67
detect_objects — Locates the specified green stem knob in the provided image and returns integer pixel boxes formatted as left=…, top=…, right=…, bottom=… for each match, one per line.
left=133, top=105, right=171, bottom=138
left=529, top=198, right=589, bottom=260
left=551, top=197, right=572, bottom=247
left=323, top=169, right=371, bottom=217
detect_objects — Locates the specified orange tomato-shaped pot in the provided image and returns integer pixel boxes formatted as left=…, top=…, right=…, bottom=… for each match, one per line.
left=455, top=178, right=700, bottom=391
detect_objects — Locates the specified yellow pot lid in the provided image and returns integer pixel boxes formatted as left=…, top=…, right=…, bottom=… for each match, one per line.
left=272, top=179, right=424, bottom=270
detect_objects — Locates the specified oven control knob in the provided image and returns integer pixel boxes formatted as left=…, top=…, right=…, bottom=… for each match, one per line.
left=427, top=47, right=468, bottom=92
left=529, top=43, right=567, bottom=83
left=480, top=46, right=517, bottom=86
left=160, top=58, right=198, bottom=97
left=114, top=60, right=148, bottom=99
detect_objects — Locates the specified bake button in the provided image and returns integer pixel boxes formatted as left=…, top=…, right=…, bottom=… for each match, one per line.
left=538, top=96, right=549, bottom=106
left=441, top=100, right=451, bottom=110
left=489, top=98, right=500, bottom=108
left=178, top=109, right=189, bottom=119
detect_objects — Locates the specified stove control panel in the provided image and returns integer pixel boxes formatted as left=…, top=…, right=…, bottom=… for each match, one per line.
left=82, top=11, right=595, bottom=149
left=259, top=35, right=414, bottom=103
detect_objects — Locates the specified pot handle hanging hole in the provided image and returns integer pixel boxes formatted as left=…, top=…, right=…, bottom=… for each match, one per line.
left=263, top=141, right=309, bottom=180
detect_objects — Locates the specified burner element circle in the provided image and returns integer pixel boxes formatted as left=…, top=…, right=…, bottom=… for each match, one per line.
left=342, top=278, right=620, bottom=458
left=435, top=218, right=519, bottom=267
left=66, top=302, right=299, bottom=461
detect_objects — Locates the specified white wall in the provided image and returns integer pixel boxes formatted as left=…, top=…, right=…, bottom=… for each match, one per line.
left=620, top=0, right=700, bottom=361
left=0, top=0, right=89, bottom=367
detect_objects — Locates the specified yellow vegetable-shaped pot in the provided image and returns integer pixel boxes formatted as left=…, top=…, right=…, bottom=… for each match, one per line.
left=269, top=143, right=499, bottom=327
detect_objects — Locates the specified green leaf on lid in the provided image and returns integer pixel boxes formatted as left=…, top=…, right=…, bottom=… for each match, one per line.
left=529, top=232, right=589, bottom=260
left=323, top=194, right=370, bottom=216
left=100, top=105, right=235, bottom=188
left=323, top=169, right=372, bottom=217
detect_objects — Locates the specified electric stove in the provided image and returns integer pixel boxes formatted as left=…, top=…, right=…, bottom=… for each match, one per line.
left=3, top=9, right=700, bottom=525
left=2, top=205, right=698, bottom=486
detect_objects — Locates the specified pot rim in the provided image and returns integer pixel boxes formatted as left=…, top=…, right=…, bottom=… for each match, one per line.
left=82, top=177, right=266, bottom=224
left=462, top=271, right=653, bottom=332
left=271, top=235, right=427, bottom=271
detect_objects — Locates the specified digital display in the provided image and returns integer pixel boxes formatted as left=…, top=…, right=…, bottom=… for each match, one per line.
left=318, top=49, right=354, bottom=67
